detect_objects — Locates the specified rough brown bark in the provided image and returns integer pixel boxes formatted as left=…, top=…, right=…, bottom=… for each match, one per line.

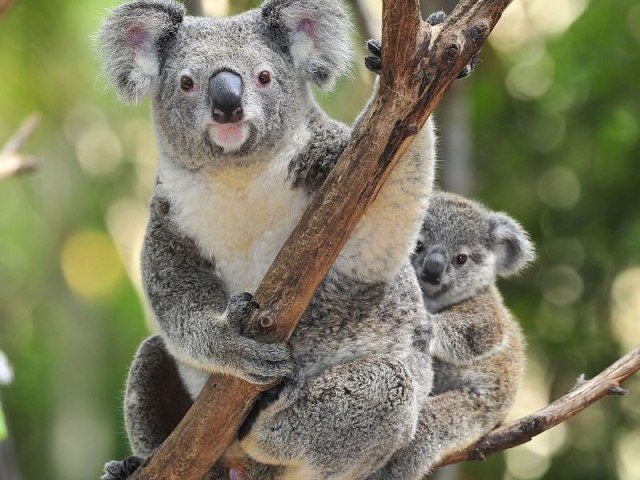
left=131, top=1, right=513, bottom=478
left=435, top=343, right=640, bottom=467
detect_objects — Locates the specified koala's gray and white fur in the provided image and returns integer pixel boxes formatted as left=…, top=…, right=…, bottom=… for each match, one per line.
left=367, top=192, right=534, bottom=479
left=98, top=1, right=437, bottom=479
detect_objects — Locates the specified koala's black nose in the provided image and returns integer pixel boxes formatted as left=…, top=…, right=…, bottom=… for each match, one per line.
left=209, top=71, right=244, bottom=124
left=421, top=252, right=446, bottom=285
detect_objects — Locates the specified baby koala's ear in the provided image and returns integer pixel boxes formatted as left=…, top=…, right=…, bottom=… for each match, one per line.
left=488, top=212, right=535, bottom=277
left=260, top=0, right=354, bottom=90
left=98, top=0, right=185, bottom=103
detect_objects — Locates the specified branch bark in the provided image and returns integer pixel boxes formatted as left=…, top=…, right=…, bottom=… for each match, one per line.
left=0, top=114, right=40, bottom=181
left=435, top=343, right=640, bottom=467
left=131, top=1, right=513, bottom=478
left=0, top=0, right=14, bottom=19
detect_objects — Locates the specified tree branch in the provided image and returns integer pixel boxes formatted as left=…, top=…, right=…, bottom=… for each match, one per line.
left=131, top=0, right=513, bottom=478
left=434, top=343, right=640, bottom=468
left=0, top=113, right=41, bottom=181
left=0, top=0, right=14, bottom=19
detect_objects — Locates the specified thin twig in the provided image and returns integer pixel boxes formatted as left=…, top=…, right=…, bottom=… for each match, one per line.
left=434, top=344, right=640, bottom=467
left=0, top=113, right=41, bottom=181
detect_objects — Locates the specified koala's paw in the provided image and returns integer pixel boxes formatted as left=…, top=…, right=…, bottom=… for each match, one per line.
left=364, top=38, right=382, bottom=75
left=101, top=456, right=145, bottom=480
left=227, top=292, right=261, bottom=333
left=426, top=10, right=447, bottom=26
left=365, top=11, right=481, bottom=79
left=223, top=293, right=296, bottom=385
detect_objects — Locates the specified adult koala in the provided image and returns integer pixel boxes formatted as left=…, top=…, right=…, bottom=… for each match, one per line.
left=99, top=0, right=436, bottom=479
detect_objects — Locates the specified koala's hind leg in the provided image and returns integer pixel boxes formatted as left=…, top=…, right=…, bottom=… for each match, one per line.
left=367, top=389, right=505, bottom=480
left=239, top=357, right=420, bottom=479
left=124, top=335, right=193, bottom=456
left=102, top=335, right=193, bottom=480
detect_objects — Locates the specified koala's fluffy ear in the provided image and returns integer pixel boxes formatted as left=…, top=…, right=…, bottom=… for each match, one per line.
left=261, top=0, right=353, bottom=89
left=488, top=213, right=535, bottom=277
left=98, top=0, right=185, bottom=103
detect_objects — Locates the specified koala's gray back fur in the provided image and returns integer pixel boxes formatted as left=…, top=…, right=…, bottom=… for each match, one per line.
left=367, top=193, right=532, bottom=479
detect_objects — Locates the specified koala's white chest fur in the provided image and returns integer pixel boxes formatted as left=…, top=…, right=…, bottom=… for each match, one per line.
left=158, top=153, right=309, bottom=294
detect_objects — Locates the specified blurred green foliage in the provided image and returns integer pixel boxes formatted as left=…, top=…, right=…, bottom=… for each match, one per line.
left=0, top=1, right=638, bottom=480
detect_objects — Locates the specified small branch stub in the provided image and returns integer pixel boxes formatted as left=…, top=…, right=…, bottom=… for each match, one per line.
left=0, top=113, right=41, bottom=181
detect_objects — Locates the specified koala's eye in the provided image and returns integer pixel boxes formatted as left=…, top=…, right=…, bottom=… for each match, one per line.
left=257, top=70, right=272, bottom=85
left=180, top=75, right=195, bottom=92
left=415, top=241, right=425, bottom=253
left=455, top=254, right=468, bottom=265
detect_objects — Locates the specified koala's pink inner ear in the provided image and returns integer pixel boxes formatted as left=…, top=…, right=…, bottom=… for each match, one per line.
left=126, top=25, right=149, bottom=50
left=297, top=18, right=316, bottom=38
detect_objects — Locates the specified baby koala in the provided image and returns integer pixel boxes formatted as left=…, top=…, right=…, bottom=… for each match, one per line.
left=368, top=192, right=535, bottom=479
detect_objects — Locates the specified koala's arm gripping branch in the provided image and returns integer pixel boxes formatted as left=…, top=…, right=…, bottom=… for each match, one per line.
left=130, top=1, right=513, bottom=479
left=435, top=343, right=640, bottom=467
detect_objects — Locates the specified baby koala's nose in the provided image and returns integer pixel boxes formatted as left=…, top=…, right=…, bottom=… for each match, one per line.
left=209, top=70, right=244, bottom=124
left=421, top=252, right=446, bottom=285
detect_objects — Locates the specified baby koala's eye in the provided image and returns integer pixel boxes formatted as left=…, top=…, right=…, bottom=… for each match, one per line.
left=415, top=240, right=425, bottom=253
left=455, top=254, right=468, bottom=265
left=257, top=70, right=272, bottom=85
left=180, top=75, right=195, bottom=92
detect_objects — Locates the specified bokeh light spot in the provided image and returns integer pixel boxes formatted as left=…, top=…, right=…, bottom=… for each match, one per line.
left=202, top=0, right=229, bottom=16
left=74, top=125, right=123, bottom=177
left=61, top=230, right=124, bottom=301
left=616, top=429, right=640, bottom=480
left=506, top=446, right=551, bottom=479
left=611, top=267, right=640, bottom=351
left=537, top=166, right=581, bottom=209
left=539, top=265, right=584, bottom=306
left=628, top=5, right=640, bottom=44
left=506, top=51, right=555, bottom=100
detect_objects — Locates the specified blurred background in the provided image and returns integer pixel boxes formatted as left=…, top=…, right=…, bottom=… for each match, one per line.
left=0, top=0, right=638, bottom=479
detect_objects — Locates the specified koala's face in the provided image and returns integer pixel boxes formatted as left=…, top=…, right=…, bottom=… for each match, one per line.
left=412, top=193, right=534, bottom=313
left=153, top=15, right=302, bottom=167
left=99, top=0, right=352, bottom=170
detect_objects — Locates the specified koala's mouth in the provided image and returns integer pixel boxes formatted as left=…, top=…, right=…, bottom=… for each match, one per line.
left=420, top=281, right=449, bottom=299
left=208, top=122, right=251, bottom=153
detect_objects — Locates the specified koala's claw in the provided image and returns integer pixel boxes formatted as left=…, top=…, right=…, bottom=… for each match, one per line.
left=426, top=10, right=446, bottom=26
left=227, top=292, right=260, bottom=332
left=101, top=456, right=145, bottom=480
left=365, top=11, right=480, bottom=79
left=457, top=55, right=482, bottom=79
left=364, top=39, right=382, bottom=75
